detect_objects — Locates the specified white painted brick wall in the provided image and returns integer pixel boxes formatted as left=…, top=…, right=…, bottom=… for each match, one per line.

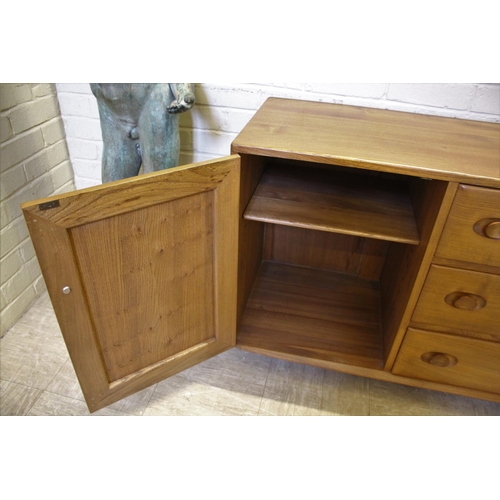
left=1, top=84, right=75, bottom=335
left=56, top=83, right=500, bottom=190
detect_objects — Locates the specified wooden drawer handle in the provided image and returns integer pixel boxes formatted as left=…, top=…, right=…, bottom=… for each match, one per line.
left=473, top=218, right=500, bottom=239
left=420, top=351, right=458, bottom=368
left=445, top=292, right=486, bottom=311
left=485, top=221, right=500, bottom=239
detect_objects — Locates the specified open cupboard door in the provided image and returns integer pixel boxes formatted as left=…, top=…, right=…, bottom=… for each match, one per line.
left=22, top=156, right=240, bottom=412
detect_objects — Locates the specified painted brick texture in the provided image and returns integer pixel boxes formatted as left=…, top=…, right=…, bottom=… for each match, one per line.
left=56, top=83, right=500, bottom=189
left=1, top=84, right=75, bottom=335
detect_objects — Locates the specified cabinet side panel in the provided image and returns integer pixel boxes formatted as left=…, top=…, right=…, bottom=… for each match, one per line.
left=237, top=154, right=266, bottom=324
left=380, top=180, right=457, bottom=369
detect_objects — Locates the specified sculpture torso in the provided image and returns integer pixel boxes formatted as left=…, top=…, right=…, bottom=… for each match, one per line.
left=91, top=83, right=194, bottom=182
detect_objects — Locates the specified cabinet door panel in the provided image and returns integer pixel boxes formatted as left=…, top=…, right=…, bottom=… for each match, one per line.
left=22, top=156, right=240, bottom=412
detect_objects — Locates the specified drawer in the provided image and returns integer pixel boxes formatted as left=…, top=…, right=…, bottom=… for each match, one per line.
left=393, top=328, right=500, bottom=394
left=412, top=265, right=500, bottom=336
left=435, top=184, right=500, bottom=268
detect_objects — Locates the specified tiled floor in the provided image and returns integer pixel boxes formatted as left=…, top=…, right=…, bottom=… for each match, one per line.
left=1, top=293, right=499, bottom=416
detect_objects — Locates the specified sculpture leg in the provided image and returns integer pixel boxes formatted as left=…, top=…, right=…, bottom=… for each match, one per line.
left=98, top=104, right=142, bottom=183
left=138, top=84, right=180, bottom=174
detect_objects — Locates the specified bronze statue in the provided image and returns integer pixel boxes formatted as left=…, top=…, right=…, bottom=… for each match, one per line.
left=90, top=84, right=195, bottom=183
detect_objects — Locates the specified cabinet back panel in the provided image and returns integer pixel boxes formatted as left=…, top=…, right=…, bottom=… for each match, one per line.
left=263, top=224, right=387, bottom=280
left=263, top=224, right=362, bottom=274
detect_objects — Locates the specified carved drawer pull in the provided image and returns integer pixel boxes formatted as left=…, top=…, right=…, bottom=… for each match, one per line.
left=485, top=221, right=500, bottom=239
left=473, top=218, right=500, bottom=239
left=445, top=292, right=486, bottom=311
left=420, top=351, right=458, bottom=368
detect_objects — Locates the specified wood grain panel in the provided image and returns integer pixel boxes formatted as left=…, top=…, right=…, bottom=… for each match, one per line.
left=408, top=320, right=500, bottom=344
left=244, top=164, right=420, bottom=244
left=263, top=224, right=364, bottom=275
left=22, top=210, right=111, bottom=408
left=435, top=184, right=500, bottom=268
left=393, top=328, right=500, bottom=395
left=22, top=156, right=240, bottom=412
left=237, top=261, right=384, bottom=370
left=380, top=180, right=458, bottom=369
left=232, top=98, right=500, bottom=188
left=358, top=239, right=389, bottom=281
left=71, top=192, right=215, bottom=382
left=21, top=156, right=240, bottom=228
left=412, top=265, right=500, bottom=336
left=235, top=154, right=266, bottom=324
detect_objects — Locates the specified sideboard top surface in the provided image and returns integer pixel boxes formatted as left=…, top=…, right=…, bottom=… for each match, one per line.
left=232, top=98, right=500, bottom=188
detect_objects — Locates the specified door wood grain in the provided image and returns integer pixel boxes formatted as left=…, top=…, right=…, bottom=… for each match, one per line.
left=22, top=156, right=240, bottom=412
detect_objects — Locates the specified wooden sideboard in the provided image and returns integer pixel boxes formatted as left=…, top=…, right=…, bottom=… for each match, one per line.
left=22, top=98, right=500, bottom=412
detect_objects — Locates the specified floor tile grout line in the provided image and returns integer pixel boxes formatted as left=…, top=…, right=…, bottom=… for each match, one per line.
left=25, top=352, right=72, bottom=415
left=1, top=376, right=42, bottom=392
left=40, top=385, right=86, bottom=403
left=368, top=378, right=372, bottom=416
left=23, top=389, right=45, bottom=416
left=0, top=377, right=45, bottom=416
left=140, top=383, right=160, bottom=416
left=471, top=399, right=480, bottom=416
left=44, top=355, right=70, bottom=389
left=256, top=357, right=274, bottom=417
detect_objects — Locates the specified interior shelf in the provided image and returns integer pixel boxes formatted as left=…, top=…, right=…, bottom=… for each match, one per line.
left=237, top=261, right=385, bottom=370
left=243, top=164, right=420, bottom=245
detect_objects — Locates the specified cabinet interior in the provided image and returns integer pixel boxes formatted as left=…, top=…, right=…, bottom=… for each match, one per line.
left=236, top=155, right=447, bottom=371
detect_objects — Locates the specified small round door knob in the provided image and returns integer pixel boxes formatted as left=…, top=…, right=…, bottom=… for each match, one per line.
left=62, top=286, right=72, bottom=295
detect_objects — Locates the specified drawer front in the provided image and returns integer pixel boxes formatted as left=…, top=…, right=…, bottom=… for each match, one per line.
left=435, top=184, right=500, bottom=268
left=412, top=265, right=500, bottom=335
left=393, top=328, right=500, bottom=394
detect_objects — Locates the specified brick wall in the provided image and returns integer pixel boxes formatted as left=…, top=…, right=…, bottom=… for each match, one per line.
left=1, top=84, right=75, bottom=335
left=56, top=83, right=500, bottom=189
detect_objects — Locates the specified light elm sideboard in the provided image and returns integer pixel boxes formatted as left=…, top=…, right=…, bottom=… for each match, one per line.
left=22, top=98, right=500, bottom=412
